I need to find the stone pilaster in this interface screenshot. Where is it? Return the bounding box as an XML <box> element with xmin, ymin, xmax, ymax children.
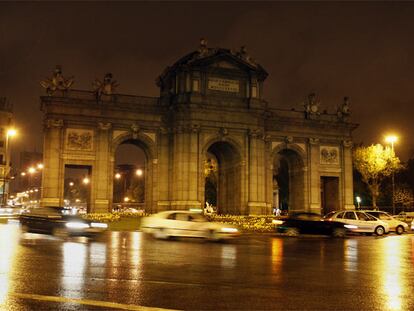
<box><xmin>342</xmin><ymin>140</ymin><xmax>354</xmax><ymax>210</ymax></box>
<box><xmin>248</xmin><ymin>129</ymin><xmax>268</xmax><ymax>215</ymax></box>
<box><xmin>308</xmin><ymin>138</ymin><xmax>321</xmax><ymax>213</ymax></box>
<box><xmin>41</xmin><ymin>119</ymin><xmax>64</xmax><ymax>207</ymax></box>
<box><xmin>170</xmin><ymin>126</ymin><xmax>201</xmax><ymax>210</ymax></box>
<box><xmin>93</xmin><ymin>122</ymin><xmax>112</xmax><ymax>213</ymax></box>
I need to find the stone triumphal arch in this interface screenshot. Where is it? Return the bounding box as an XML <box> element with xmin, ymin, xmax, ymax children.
<box><xmin>40</xmin><ymin>41</ymin><xmax>357</xmax><ymax>215</ymax></box>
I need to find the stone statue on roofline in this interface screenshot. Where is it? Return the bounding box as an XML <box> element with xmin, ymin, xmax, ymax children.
<box><xmin>40</xmin><ymin>65</ymin><xmax>74</xmax><ymax>96</ymax></box>
<box><xmin>237</xmin><ymin>45</ymin><xmax>256</xmax><ymax>66</ymax></box>
<box><xmin>337</xmin><ymin>96</ymin><xmax>351</xmax><ymax>121</ymax></box>
<box><xmin>304</xmin><ymin>92</ymin><xmax>320</xmax><ymax>119</ymax></box>
<box><xmin>93</xmin><ymin>73</ymin><xmax>119</xmax><ymax>100</ymax></box>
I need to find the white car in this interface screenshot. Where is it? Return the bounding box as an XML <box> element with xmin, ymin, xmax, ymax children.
<box><xmin>363</xmin><ymin>210</ymin><xmax>409</xmax><ymax>235</ymax></box>
<box><xmin>141</xmin><ymin>210</ymin><xmax>240</xmax><ymax>241</ymax></box>
<box><xmin>323</xmin><ymin>210</ymin><xmax>390</xmax><ymax>236</ymax></box>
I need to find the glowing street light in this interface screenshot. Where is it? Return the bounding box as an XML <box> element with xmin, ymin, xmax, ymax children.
<box><xmin>7</xmin><ymin>129</ymin><xmax>16</xmax><ymax>137</ymax></box>
<box><xmin>2</xmin><ymin>128</ymin><xmax>17</xmax><ymax>206</ymax></box>
<box><xmin>28</xmin><ymin>167</ymin><xmax>36</xmax><ymax>174</ymax></box>
<box><xmin>69</xmin><ymin>182</ymin><xmax>74</xmax><ymax>187</ymax></box>
<box><xmin>136</xmin><ymin>169</ymin><xmax>143</xmax><ymax>176</ymax></box>
<box><xmin>115</xmin><ymin>173</ymin><xmax>121</xmax><ymax>179</ymax></box>
<box><xmin>385</xmin><ymin>134</ymin><xmax>398</xmax><ymax>215</ymax></box>
<box><xmin>356</xmin><ymin>196</ymin><xmax>361</xmax><ymax>209</ymax></box>
<box><xmin>82</xmin><ymin>177</ymin><xmax>90</xmax><ymax>185</ymax></box>
<box><xmin>124</xmin><ymin>196</ymin><xmax>130</xmax><ymax>202</ymax></box>
<box><xmin>37</xmin><ymin>163</ymin><xmax>44</xmax><ymax>170</ymax></box>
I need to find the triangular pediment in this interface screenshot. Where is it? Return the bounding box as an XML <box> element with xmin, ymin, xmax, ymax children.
<box><xmin>212</xmin><ymin>60</ymin><xmax>240</xmax><ymax>70</ymax></box>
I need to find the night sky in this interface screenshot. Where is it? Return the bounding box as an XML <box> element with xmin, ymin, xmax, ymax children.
<box><xmin>1</xmin><ymin>2</ymin><xmax>414</xmax><ymax>163</ymax></box>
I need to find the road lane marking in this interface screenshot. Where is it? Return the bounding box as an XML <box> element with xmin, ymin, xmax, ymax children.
<box><xmin>10</xmin><ymin>292</ymin><xmax>180</xmax><ymax>311</ymax></box>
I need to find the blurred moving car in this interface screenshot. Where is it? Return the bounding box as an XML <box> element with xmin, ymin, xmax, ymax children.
<box><xmin>141</xmin><ymin>210</ymin><xmax>240</xmax><ymax>241</ymax></box>
<box><xmin>323</xmin><ymin>210</ymin><xmax>390</xmax><ymax>236</ymax></box>
<box><xmin>394</xmin><ymin>211</ymin><xmax>414</xmax><ymax>227</ymax></box>
<box><xmin>20</xmin><ymin>206</ymin><xmax>107</xmax><ymax>238</ymax></box>
<box><xmin>362</xmin><ymin>210</ymin><xmax>409</xmax><ymax>234</ymax></box>
<box><xmin>0</xmin><ymin>206</ymin><xmax>26</xmax><ymax>218</ymax></box>
<box><xmin>273</xmin><ymin>212</ymin><xmax>350</xmax><ymax>237</ymax></box>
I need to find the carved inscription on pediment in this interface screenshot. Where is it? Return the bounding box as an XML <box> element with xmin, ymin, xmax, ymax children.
<box><xmin>66</xmin><ymin>129</ymin><xmax>93</xmax><ymax>151</ymax></box>
<box><xmin>208</xmin><ymin>77</ymin><xmax>239</xmax><ymax>93</ymax></box>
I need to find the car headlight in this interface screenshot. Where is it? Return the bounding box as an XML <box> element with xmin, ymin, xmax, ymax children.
<box><xmin>91</xmin><ymin>222</ymin><xmax>108</xmax><ymax>229</ymax></box>
<box><xmin>344</xmin><ymin>224</ymin><xmax>358</xmax><ymax>229</ymax></box>
<box><xmin>221</xmin><ymin>227</ymin><xmax>238</xmax><ymax>233</ymax></box>
<box><xmin>65</xmin><ymin>222</ymin><xmax>90</xmax><ymax>229</ymax></box>
<box><xmin>272</xmin><ymin>219</ymin><xmax>284</xmax><ymax>225</ymax></box>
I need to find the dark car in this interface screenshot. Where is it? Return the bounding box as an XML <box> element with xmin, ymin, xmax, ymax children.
<box><xmin>19</xmin><ymin>206</ymin><xmax>107</xmax><ymax>238</ymax></box>
<box><xmin>273</xmin><ymin>212</ymin><xmax>350</xmax><ymax>237</ymax></box>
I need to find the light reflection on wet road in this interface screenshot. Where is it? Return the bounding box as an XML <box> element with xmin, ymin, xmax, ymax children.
<box><xmin>1</xmin><ymin>222</ymin><xmax>414</xmax><ymax>310</ymax></box>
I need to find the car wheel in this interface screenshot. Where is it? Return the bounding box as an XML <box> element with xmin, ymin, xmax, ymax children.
<box><xmin>52</xmin><ymin>227</ymin><xmax>69</xmax><ymax>238</ymax></box>
<box><xmin>332</xmin><ymin>228</ymin><xmax>346</xmax><ymax>238</ymax></box>
<box><xmin>286</xmin><ymin>227</ymin><xmax>299</xmax><ymax>237</ymax></box>
<box><xmin>207</xmin><ymin>229</ymin><xmax>220</xmax><ymax>242</ymax></box>
<box><xmin>396</xmin><ymin>225</ymin><xmax>404</xmax><ymax>235</ymax></box>
<box><xmin>154</xmin><ymin>228</ymin><xmax>169</xmax><ymax>240</ymax></box>
<box><xmin>375</xmin><ymin>226</ymin><xmax>385</xmax><ymax>236</ymax></box>
<box><xmin>20</xmin><ymin>224</ymin><xmax>30</xmax><ymax>233</ymax></box>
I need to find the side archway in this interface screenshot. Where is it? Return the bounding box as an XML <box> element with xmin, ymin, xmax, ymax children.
<box><xmin>111</xmin><ymin>132</ymin><xmax>157</xmax><ymax>213</ymax></box>
<box><xmin>202</xmin><ymin>138</ymin><xmax>244</xmax><ymax>215</ymax></box>
<box><xmin>271</xmin><ymin>144</ymin><xmax>306</xmax><ymax>213</ymax></box>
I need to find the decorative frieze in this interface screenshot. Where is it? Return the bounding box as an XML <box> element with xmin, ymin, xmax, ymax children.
<box><xmin>66</xmin><ymin>129</ymin><xmax>94</xmax><ymax>151</ymax></box>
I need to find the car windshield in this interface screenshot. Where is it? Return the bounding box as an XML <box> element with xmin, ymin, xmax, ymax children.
<box><xmin>189</xmin><ymin>214</ymin><xmax>207</xmax><ymax>222</ymax></box>
<box><xmin>369</xmin><ymin>212</ymin><xmax>393</xmax><ymax>220</ymax></box>
<box><xmin>323</xmin><ymin>211</ymin><xmax>336</xmax><ymax>219</ymax></box>
<box><xmin>293</xmin><ymin>214</ymin><xmax>321</xmax><ymax>221</ymax></box>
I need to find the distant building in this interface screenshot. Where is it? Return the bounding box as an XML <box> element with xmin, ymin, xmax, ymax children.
<box><xmin>0</xmin><ymin>97</ymin><xmax>14</xmax><ymax>206</ymax></box>
<box><xmin>17</xmin><ymin>151</ymin><xmax>43</xmax><ymax>192</ymax></box>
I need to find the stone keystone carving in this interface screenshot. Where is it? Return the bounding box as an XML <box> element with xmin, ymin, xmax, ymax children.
<box><xmin>40</xmin><ymin>65</ymin><xmax>74</xmax><ymax>96</ymax></box>
<box><xmin>219</xmin><ymin>127</ymin><xmax>229</xmax><ymax>137</ymax></box>
<box><xmin>93</xmin><ymin>73</ymin><xmax>119</xmax><ymax>99</ymax></box>
<box><xmin>284</xmin><ymin>136</ymin><xmax>293</xmax><ymax>143</ymax></box>
<box><xmin>131</xmin><ymin>123</ymin><xmax>140</xmax><ymax>139</ymax></box>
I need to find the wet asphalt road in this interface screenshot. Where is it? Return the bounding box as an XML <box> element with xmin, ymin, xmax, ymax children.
<box><xmin>1</xmin><ymin>222</ymin><xmax>414</xmax><ymax>311</ymax></box>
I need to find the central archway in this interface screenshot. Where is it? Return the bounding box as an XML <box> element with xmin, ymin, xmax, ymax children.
<box><xmin>111</xmin><ymin>134</ymin><xmax>156</xmax><ymax>213</ymax></box>
<box><xmin>273</xmin><ymin>148</ymin><xmax>305</xmax><ymax>213</ymax></box>
<box><xmin>204</xmin><ymin>141</ymin><xmax>242</xmax><ymax>215</ymax></box>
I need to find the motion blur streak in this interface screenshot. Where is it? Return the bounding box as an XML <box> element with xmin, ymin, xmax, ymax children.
<box><xmin>62</xmin><ymin>242</ymin><xmax>87</xmax><ymax>298</ymax></box>
<box><xmin>0</xmin><ymin>225</ymin><xmax>18</xmax><ymax>306</ymax></box>
<box><xmin>381</xmin><ymin>237</ymin><xmax>406</xmax><ymax>311</ymax></box>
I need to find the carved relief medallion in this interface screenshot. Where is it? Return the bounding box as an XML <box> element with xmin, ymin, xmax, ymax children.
<box><xmin>320</xmin><ymin>146</ymin><xmax>339</xmax><ymax>165</ymax></box>
<box><xmin>66</xmin><ymin>129</ymin><xmax>93</xmax><ymax>151</ymax></box>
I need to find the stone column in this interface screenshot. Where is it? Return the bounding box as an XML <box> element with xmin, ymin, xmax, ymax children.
<box><xmin>248</xmin><ymin>129</ymin><xmax>268</xmax><ymax>215</ymax></box>
<box><xmin>41</xmin><ymin>119</ymin><xmax>64</xmax><ymax>207</ymax></box>
<box><xmin>93</xmin><ymin>122</ymin><xmax>112</xmax><ymax>213</ymax></box>
<box><xmin>308</xmin><ymin>138</ymin><xmax>321</xmax><ymax>213</ymax></box>
<box><xmin>156</xmin><ymin>127</ymin><xmax>171</xmax><ymax>212</ymax></box>
<box><xmin>170</xmin><ymin>126</ymin><xmax>201</xmax><ymax>210</ymax></box>
<box><xmin>342</xmin><ymin>140</ymin><xmax>354</xmax><ymax>210</ymax></box>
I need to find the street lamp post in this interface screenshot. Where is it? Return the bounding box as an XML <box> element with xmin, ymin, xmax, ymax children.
<box><xmin>2</xmin><ymin>129</ymin><xmax>16</xmax><ymax>206</ymax></box>
<box><xmin>385</xmin><ymin>135</ymin><xmax>398</xmax><ymax>215</ymax></box>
